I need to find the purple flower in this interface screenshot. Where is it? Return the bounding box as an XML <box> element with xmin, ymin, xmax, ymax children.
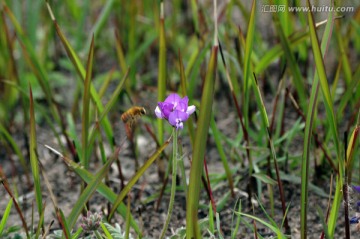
<box><xmin>155</xmin><ymin>93</ymin><xmax>195</xmax><ymax>130</ymax></box>
<box><xmin>353</xmin><ymin>185</ymin><xmax>360</xmax><ymax>194</ymax></box>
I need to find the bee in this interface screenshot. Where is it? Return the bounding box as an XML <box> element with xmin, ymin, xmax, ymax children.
<box><xmin>121</xmin><ymin>106</ymin><xmax>146</xmax><ymax>128</ymax></box>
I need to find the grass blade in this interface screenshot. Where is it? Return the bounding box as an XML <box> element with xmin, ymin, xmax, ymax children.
<box><xmin>345</xmin><ymin>112</ymin><xmax>360</xmax><ymax>183</ymax></box>
<box><xmin>210</xmin><ymin>115</ymin><xmax>234</xmax><ymax>195</ymax></box>
<box><xmin>0</xmin><ymin>199</ymin><xmax>13</xmax><ymax>236</ymax></box>
<box><xmin>302</xmin><ymin>2</ymin><xmax>339</xmax><ymax>237</ymax></box>
<box><xmin>108</xmin><ymin>138</ymin><xmax>170</xmax><ymax>220</ymax></box>
<box><xmin>255</xmin><ymin>19</ymin><xmax>331</xmax><ymax>74</ymax></box>
<box><xmin>243</xmin><ymin>0</ymin><xmax>256</xmax><ymax>131</ymax></box>
<box><xmin>179</xmin><ymin>50</ymin><xmax>195</xmax><ymax>146</ymax></box>
<box><xmin>29</xmin><ymin>85</ymin><xmax>43</xmax><ymax>224</ymax></box>
<box><xmin>85</xmin><ymin>0</ymin><xmax>115</xmax><ymax>48</ymax></box>
<box><xmin>273</xmin><ymin>9</ymin><xmax>306</xmax><ymax>109</ymax></box>
<box><xmin>235</xmin><ymin>212</ymin><xmax>285</xmax><ymax>238</ymax></box>
<box><xmin>81</xmin><ymin>35</ymin><xmax>94</xmax><ymax>168</ymax></box>
<box><xmin>157</xmin><ymin>1</ymin><xmax>166</xmax><ymax>146</ymax></box>
<box><xmin>56</xmin><ymin>208</ymin><xmax>70</xmax><ymax>239</ymax></box>
<box><xmin>186</xmin><ymin>1</ymin><xmax>218</xmax><ymax>235</ymax></box>
<box><xmin>0</xmin><ymin>124</ymin><xmax>29</xmax><ymax>183</ymax></box>
<box><xmin>252</xmin><ymin>75</ymin><xmax>289</xmax><ymax>233</ymax></box>
<box><xmin>88</xmin><ymin>68</ymin><xmax>129</xmax><ymax>148</ymax></box>
<box><xmin>115</xmin><ymin>29</ymin><xmax>128</xmax><ymax>74</ymax></box>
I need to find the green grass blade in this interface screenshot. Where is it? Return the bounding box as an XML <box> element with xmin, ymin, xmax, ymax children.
<box><xmin>67</xmin><ymin>147</ymin><xmax>120</xmax><ymax>229</ymax></box>
<box><xmin>35</xmin><ymin>204</ymin><xmax>46</xmax><ymax>239</ymax></box>
<box><xmin>0</xmin><ymin>199</ymin><xmax>13</xmax><ymax>236</ymax></box>
<box><xmin>3</xmin><ymin>4</ymin><xmax>51</xmax><ymax>95</ymax></box>
<box><xmin>252</xmin><ymin>173</ymin><xmax>277</xmax><ymax>186</ymax></box>
<box><xmin>335</xmin><ymin>23</ymin><xmax>352</xmax><ymax>86</ymax></box>
<box><xmin>179</xmin><ymin>50</ymin><xmax>195</xmax><ymax>146</ymax></box>
<box><xmin>337</xmin><ymin>67</ymin><xmax>360</xmax><ymax>119</ymax></box>
<box><xmin>0</xmin><ymin>124</ymin><xmax>28</xmax><ymax>178</ymax></box>
<box><xmin>157</xmin><ymin>2</ymin><xmax>166</xmax><ymax>145</ymax></box>
<box><xmin>81</xmin><ymin>35</ymin><xmax>94</xmax><ymax>168</ymax></box>
<box><xmin>316</xmin><ymin>206</ymin><xmax>331</xmax><ymax>239</ymax></box>
<box><xmin>29</xmin><ymin>85</ymin><xmax>43</xmax><ymax>223</ymax></box>
<box><xmin>115</xmin><ymin>29</ymin><xmax>128</xmax><ymax>74</ymax></box>
<box><xmin>100</xmin><ymin>222</ymin><xmax>113</xmax><ymax>239</ymax></box>
<box><xmin>235</xmin><ymin>212</ymin><xmax>286</xmax><ymax>238</ymax></box>
<box><xmin>56</xmin><ymin>208</ymin><xmax>70</xmax><ymax>239</ymax></box>
<box><xmin>3</xmin><ymin>3</ymin><xmax>61</xmax><ymax>126</ymax></box>
<box><xmin>231</xmin><ymin>200</ymin><xmax>242</xmax><ymax>239</ymax></box>
<box><xmin>327</xmin><ymin>177</ymin><xmax>342</xmax><ymax>238</ymax></box>
<box><xmin>252</xmin><ymin>75</ymin><xmax>289</xmax><ymax>231</ymax></box>
<box><xmin>302</xmin><ymin>2</ymin><xmax>338</xmax><ymax>237</ymax></box>
<box><xmin>242</xmin><ymin>0</ymin><xmax>256</xmax><ymax>130</ymax></box>
<box><xmin>88</xmin><ymin>68</ymin><xmax>129</xmax><ymax>147</ymax></box>
<box><xmin>190</xmin><ymin>0</ymin><xmax>199</xmax><ymax>35</ymax></box>
<box><xmin>125</xmin><ymin>195</ymin><xmax>131</xmax><ymax>239</ymax></box>
<box><xmin>255</xmin><ymin>18</ymin><xmax>330</xmax><ymax>74</ymax></box>
<box><xmin>186</xmin><ymin>33</ymin><xmax>218</xmax><ymax>239</ymax></box>
<box><xmin>98</xmin><ymin>68</ymin><xmax>116</xmax><ymax>99</ymax></box>
<box><xmin>85</xmin><ymin>0</ymin><xmax>115</xmax><ymax>48</ymax></box>
<box><xmin>345</xmin><ymin>112</ymin><xmax>359</xmax><ymax>187</ymax></box>
<box><xmin>127</xmin><ymin>31</ymin><xmax>157</xmax><ymax>67</ymax></box>
<box><xmin>208</xmin><ymin>202</ymin><xmax>215</xmax><ymax>235</ymax></box>
<box><xmin>307</xmin><ymin>0</ymin><xmax>340</xmax><ymax>159</ymax></box>
<box><xmin>188</xmin><ymin>42</ymin><xmax>212</xmax><ymax>99</ymax></box>
<box><xmin>45</xmin><ymin>1</ymin><xmax>84</xmax><ymax>79</ymax></box>
<box><xmin>255</xmin><ymin>34</ymin><xmax>296</xmax><ymax>74</ymax></box>
<box><xmin>108</xmin><ymin>138</ymin><xmax>170</xmax><ymax>220</ymax></box>
<box><xmin>210</xmin><ymin>115</ymin><xmax>234</xmax><ymax>195</ymax></box>
<box><xmin>273</xmin><ymin>12</ymin><xmax>306</xmax><ymax>109</ymax></box>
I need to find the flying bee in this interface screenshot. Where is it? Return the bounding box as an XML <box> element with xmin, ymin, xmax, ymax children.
<box><xmin>121</xmin><ymin>106</ymin><xmax>146</xmax><ymax>128</ymax></box>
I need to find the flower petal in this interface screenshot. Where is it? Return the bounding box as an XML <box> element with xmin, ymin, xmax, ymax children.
<box><xmin>186</xmin><ymin>105</ymin><xmax>196</xmax><ymax>115</ymax></box>
<box><xmin>168</xmin><ymin>110</ymin><xmax>188</xmax><ymax>129</ymax></box>
<box><xmin>158</xmin><ymin>102</ymin><xmax>174</xmax><ymax>119</ymax></box>
<box><xmin>176</xmin><ymin>96</ymin><xmax>189</xmax><ymax>112</ymax></box>
<box><xmin>164</xmin><ymin>93</ymin><xmax>182</xmax><ymax>106</ymax></box>
<box><xmin>353</xmin><ymin>185</ymin><xmax>360</xmax><ymax>193</ymax></box>
<box><xmin>154</xmin><ymin>106</ymin><xmax>163</xmax><ymax>118</ymax></box>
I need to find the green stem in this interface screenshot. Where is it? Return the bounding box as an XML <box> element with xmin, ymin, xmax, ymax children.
<box><xmin>94</xmin><ymin>230</ymin><xmax>103</xmax><ymax>239</ymax></box>
<box><xmin>160</xmin><ymin>128</ymin><xmax>178</xmax><ymax>239</ymax></box>
<box><xmin>178</xmin><ymin>156</ymin><xmax>188</xmax><ymax>203</ymax></box>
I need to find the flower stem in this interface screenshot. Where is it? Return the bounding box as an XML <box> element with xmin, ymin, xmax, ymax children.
<box><xmin>160</xmin><ymin>128</ymin><xmax>178</xmax><ymax>239</ymax></box>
